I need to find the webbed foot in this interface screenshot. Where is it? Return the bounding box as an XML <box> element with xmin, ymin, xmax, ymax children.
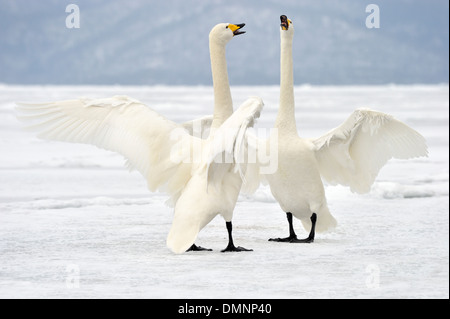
<box><xmin>186</xmin><ymin>244</ymin><xmax>213</xmax><ymax>252</ymax></box>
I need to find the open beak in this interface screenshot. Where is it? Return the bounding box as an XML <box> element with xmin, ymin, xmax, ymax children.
<box><xmin>228</xmin><ymin>23</ymin><xmax>246</xmax><ymax>36</ymax></box>
<box><xmin>280</xmin><ymin>15</ymin><xmax>290</xmax><ymax>30</ymax></box>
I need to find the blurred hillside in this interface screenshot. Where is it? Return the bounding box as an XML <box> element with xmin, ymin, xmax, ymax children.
<box><xmin>0</xmin><ymin>0</ymin><xmax>448</xmax><ymax>85</ymax></box>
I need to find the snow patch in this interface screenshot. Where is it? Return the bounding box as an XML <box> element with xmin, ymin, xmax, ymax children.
<box><xmin>9</xmin><ymin>197</ymin><xmax>152</xmax><ymax>211</ymax></box>
<box><xmin>0</xmin><ymin>85</ymin><xmax>448</xmax><ymax>299</ymax></box>
<box><xmin>372</xmin><ymin>182</ymin><xmax>447</xmax><ymax>199</ymax></box>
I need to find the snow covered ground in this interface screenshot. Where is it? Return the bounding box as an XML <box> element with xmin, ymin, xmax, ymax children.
<box><xmin>0</xmin><ymin>84</ymin><xmax>448</xmax><ymax>299</ymax></box>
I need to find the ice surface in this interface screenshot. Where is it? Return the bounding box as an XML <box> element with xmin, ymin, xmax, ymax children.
<box><xmin>0</xmin><ymin>85</ymin><xmax>448</xmax><ymax>298</ymax></box>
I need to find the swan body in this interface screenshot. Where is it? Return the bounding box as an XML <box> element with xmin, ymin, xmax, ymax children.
<box><xmin>263</xmin><ymin>16</ymin><xmax>428</xmax><ymax>238</ymax></box>
<box><xmin>167</xmin><ymin>96</ymin><xmax>264</xmax><ymax>253</ymax></box>
<box><xmin>265</xmin><ymin>137</ymin><xmax>331</xmax><ymax>228</ymax></box>
<box><xmin>17</xmin><ymin>23</ymin><xmax>263</xmax><ymax>254</ymax></box>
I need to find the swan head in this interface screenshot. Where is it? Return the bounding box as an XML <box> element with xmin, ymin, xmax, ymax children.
<box><xmin>209</xmin><ymin>23</ymin><xmax>246</xmax><ymax>46</ymax></box>
<box><xmin>280</xmin><ymin>15</ymin><xmax>294</xmax><ymax>36</ymax></box>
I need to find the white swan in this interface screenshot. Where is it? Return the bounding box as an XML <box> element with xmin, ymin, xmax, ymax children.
<box><xmin>183</xmin><ymin>22</ymin><xmax>245</xmax><ymax>137</ymax></box>
<box><xmin>17</xmin><ymin>23</ymin><xmax>262</xmax><ymax>254</ymax></box>
<box><xmin>260</xmin><ymin>15</ymin><xmax>428</xmax><ymax>242</ymax></box>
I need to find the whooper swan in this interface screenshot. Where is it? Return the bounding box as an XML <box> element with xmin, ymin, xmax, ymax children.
<box><xmin>251</xmin><ymin>15</ymin><xmax>428</xmax><ymax>243</ymax></box>
<box><xmin>17</xmin><ymin>23</ymin><xmax>262</xmax><ymax>254</ymax></box>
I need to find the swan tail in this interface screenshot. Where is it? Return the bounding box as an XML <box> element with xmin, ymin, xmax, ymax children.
<box><xmin>301</xmin><ymin>206</ymin><xmax>337</xmax><ymax>233</ymax></box>
<box><xmin>166</xmin><ymin>223</ymin><xmax>200</xmax><ymax>255</ymax></box>
<box><xmin>166</xmin><ymin>213</ymin><xmax>200</xmax><ymax>254</ymax></box>
<box><xmin>166</xmin><ymin>203</ymin><xmax>210</xmax><ymax>254</ymax></box>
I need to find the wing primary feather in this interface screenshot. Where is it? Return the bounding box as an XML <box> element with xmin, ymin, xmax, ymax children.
<box><xmin>312</xmin><ymin>108</ymin><xmax>428</xmax><ymax>193</ymax></box>
<box><xmin>16</xmin><ymin>97</ymin><xmax>197</xmax><ymax>202</ymax></box>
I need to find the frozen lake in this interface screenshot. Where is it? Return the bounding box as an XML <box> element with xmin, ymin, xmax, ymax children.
<box><xmin>0</xmin><ymin>84</ymin><xmax>448</xmax><ymax>298</ymax></box>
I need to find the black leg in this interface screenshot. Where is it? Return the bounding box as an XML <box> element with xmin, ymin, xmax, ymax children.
<box><xmin>186</xmin><ymin>244</ymin><xmax>212</xmax><ymax>252</ymax></box>
<box><xmin>269</xmin><ymin>212</ymin><xmax>317</xmax><ymax>243</ymax></box>
<box><xmin>269</xmin><ymin>212</ymin><xmax>297</xmax><ymax>242</ymax></box>
<box><xmin>290</xmin><ymin>213</ymin><xmax>316</xmax><ymax>243</ymax></box>
<box><xmin>221</xmin><ymin>221</ymin><xmax>253</xmax><ymax>252</ymax></box>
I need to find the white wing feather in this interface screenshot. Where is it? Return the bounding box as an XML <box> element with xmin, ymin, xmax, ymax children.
<box><xmin>16</xmin><ymin>95</ymin><xmax>195</xmax><ymax>201</ymax></box>
<box><xmin>206</xmin><ymin>97</ymin><xmax>264</xmax><ymax>189</ymax></box>
<box><xmin>311</xmin><ymin>108</ymin><xmax>428</xmax><ymax>193</ymax></box>
<box><xmin>181</xmin><ymin>115</ymin><xmax>213</xmax><ymax>138</ymax></box>
<box><xmin>239</xmin><ymin>132</ymin><xmax>270</xmax><ymax>195</ymax></box>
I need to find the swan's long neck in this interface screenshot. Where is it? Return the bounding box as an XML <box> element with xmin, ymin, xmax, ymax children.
<box><xmin>275</xmin><ymin>33</ymin><xmax>297</xmax><ymax>135</ymax></box>
<box><xmin>210</xmin><ymin>41</ymin><xmax>233</xmax><ymax>130</ymax></box>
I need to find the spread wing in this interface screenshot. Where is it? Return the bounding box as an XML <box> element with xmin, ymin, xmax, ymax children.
<box><xmin>310</xmin><ymin>108</ymin><xmax>428</xmax><ymax>193</ymax></box>
<box><xmin>206</xmin><ymin>97</ymin><xmax>264</xmax><ymax>190</ymax></box>
<box><xmin>16</xmin><ymin>95</ymin><xmax>197</xmax><ymax>201</ymax></box>
<box><xmin>181</xmin><ymin>115</ymin><xmax>213</xmax><ymax>139</ymax></box>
